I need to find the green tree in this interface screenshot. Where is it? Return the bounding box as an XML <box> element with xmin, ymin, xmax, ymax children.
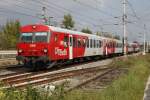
<box><xmin>81</xmin><ymin>27</ymin><xmax>92</xmax><ymax>34</ymax></box>
<box><xmin>96</xmin><ymin>31</ymin><xmax>102</xmax><ymax>36</ymax></box>
<box><xmin>62</xmin><ymin>14</ymin><xmax>75</xmax><ymax>29</ymax></box>
<box><xmin>114</xmin><ymin>35</ymin><xmax>120</xmax><ymax>40</ymax></box>
<box><xmin>102</xmin><ymin>32</ymin><xmax>113</xmax><ymax>38</ymax></box>
<box><xmin>0</xmin><ymin>20</ymin><xmax>20</xmax><ymax>49</ymax></box>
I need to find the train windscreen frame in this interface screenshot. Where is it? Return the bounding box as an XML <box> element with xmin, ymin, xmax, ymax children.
<box><xmin>20</xmin><ymin>32</ymin><xmax>50</xmax><ymax>43</ymax></box>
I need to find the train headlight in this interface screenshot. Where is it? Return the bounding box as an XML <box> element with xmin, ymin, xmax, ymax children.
<box><xmin>32</xmin><ymin>25</ymin><xmax>36</xmax><ymax>29</ymax></box>
<box><xmin>43</xmin><ymin>49</ymin><xmax>48</xmax><ymax>53</ymax></box>
<box><xmin>18</xmin><ymin>49</ymin><xmax>23</xmax><ymax>53</ymax></box>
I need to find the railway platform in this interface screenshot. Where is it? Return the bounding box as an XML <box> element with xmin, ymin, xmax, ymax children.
<box><xmin>143</xmin><ymin>77</ymin><xmax>150</xmax><ymax>100</ymax></box>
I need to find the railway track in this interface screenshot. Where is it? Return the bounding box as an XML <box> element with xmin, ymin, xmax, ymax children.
<box><xmin>0</xmin><ymin>53</ymin><xmax>140</xmax><ymax>90</ymax></box>
<box><xmin>0</xmin><ymin>56</ymin><xmax>112</xmax><ymax>79</ymax></box>
<box><xmin>0</xmin><ymin>52</ymin><xmax>139</xmax><ymax>73</ymax></box>
<box><xmin>66</xmin><ymin>68</ymin><xmax>124</xmax><ymax>93</ymax></box>
<box><xmin>1</xmin><ymin>66</ymin><xmax>114</xmax><ymax>89</ymax></box>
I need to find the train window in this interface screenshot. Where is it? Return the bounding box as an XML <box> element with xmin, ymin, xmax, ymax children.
<box><xmin>96</xmin><ymin>40</ymin><xmax>98</xmax><ymax>48</ymax></box>
<box><xmin>83</xmin><ymin>39</ymin><xmax>86</xmax><ymax>47</ymax></box>
<box><xmin>35</xmin><ymin>32</ymin><xmax>48</xmax><ymax>42</ymax></box>
<box><xmin>64</xmin><ymin>36</ymin><xmax>68</xmax><ymax>48</ymax></box>
<box><xmin>93</xmin><ymin>39</ymin><xmax>94</xmax><ymax>48</ymax></box>
<box><xmin>111</xmin><ymin>42</ymin><xmax>112</xmax><ymax>48</ymax></box>
<box><xmin>98</xmin><ymin>40</ymin><xmax>100</xmax><ymax>48</ymax></box>
<box><xmin>92</xmin><ymin>40</ymin><xmax>93</xmax><ymax>48</ymax></box>
<box><xmin>73</xmin><ymin>37</ymin><xmax>77</xmax><ymax>47</ymax></box>
<box><xmin>90</xmin><ymin>39</ymin><xmax>92</xmax><ymax>48</ymax></box>
<box><xmin>77</xmin><ymin>39</ymin><xmax>82</xmax><ymax>47</ymax></box>
<box><xmin>96</xmin><ymin>40</ymin><xmax>97</xmax><ymax>48</ymax></box>
<box><xmin>112</xmin><ymin>43</ymin><xmax>114</xmax><ymax>48</ymax></box>
<box><xmin>93</xmin><ymin>40</ymin><xmax>96</xmax><ymax>48</ymax></box>
<box><xmin>69</xmin><ymin>37</ymin><xmax>73</xmax><ymax>46</ymax></box>
<box><xmin>95</xmin><ymin>40</ymin><xmax>98</xmax><ymax>48</ymax></box>
<box><xmin>113</xmin><ymin>43</ymin><xmax>115</xmax><ymax>47</ymax></box>
<box><xmin>120</xmin><ymin>43</ymin><xmax>122</xmax><ymax>47</ymax></box>
<box><xmin>97</xmin><ymin>40</ymin><xmax>99</xmax><ymax>48</ymax></box>
<box><xmin>118</xmin><ymin>43</ymin><xmax>120</xmax><ymax>48</ymax></box>
<box><xmin>108</xmin><ymin>42</ymin><xmax>110</xmax><ymax>48</ymax></box>
<box><xmin>95</xmin><ymin>40</ymin><xmax>97</xmax><ymax>48</ymax></box>
<box><xmin>20</xmin><ymin>33</ymin><xmax>33</xmax><ymax>42</ymax></box>
<box><xmin>86</xmin><ymin>39</ymin><xmax>89</xmax><ymax>48</ymax></box>
<box><xmin>99</xmin><ymin>40</ymin><xmax>102</xmax><ymax>48</ymax></box>
<box><xmin>113</xmin><ymin>42</ymin><xmax>115</xmax><ymax>47</ymax></box>
<box><xmin>107</xmin><ymin>43</ymin><xmax>109</xmax><ymax>48</ymax></box>
<box><xmin>96</xmin><ymin>40</ymin><xmax>99</xmax><ymax>48</ymax></box>
<box><xmin>92</xmin><ymin>39</ymin><xmax>94</xmax><ymax>48</ymax></box>
<box><xmin>110</xmin><ymin>42</ymin><xmax>112</xmax><ymax>48</ymax></box>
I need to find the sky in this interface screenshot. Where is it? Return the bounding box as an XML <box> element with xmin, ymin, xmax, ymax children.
<box><xmin>0</xmin><ymin>0</ymin><xmax>150</xmax><ymax>43</ymax></box>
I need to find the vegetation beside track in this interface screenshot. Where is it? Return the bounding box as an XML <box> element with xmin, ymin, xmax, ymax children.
<box><xmin>0</xmin><ymin>20</ymin><xmax>20</xmax><ymax>50</ymax></box>
<box><xmin>64</xmin><ymin>54</ymin><xmax>150</xmax><ymax>100</ymax></box>
<box><xmin>0</xmin><ymin>54</ymin><xmax>149</xmax><ymax>100</ymax></box>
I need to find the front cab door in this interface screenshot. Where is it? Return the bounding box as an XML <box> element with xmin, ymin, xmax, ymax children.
<box><xmin>69</xmin><ymin>35</ymin><xmax>73</xmax><ymax>59</ymax></box>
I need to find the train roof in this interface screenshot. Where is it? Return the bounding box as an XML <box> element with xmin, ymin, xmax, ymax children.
<box><xmin>49</xmin><ymin>25</ymin><xmax>99</xmax><ymax>38</ymax></box>
<box><xmin>21</xmin><ymin>24</ymin><xmax>121</xmax><ymax>42</ymax></box>
<box><xmin>48</xmin><ymin>25</ymin><xmax>121</xmax><ymax>42</ymax></box>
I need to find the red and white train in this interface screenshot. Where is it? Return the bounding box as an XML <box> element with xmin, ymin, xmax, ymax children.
<box><xmin>16</xmin><ymin>24</ymin><xmax>140</xmax><ymax>69</ymax></box>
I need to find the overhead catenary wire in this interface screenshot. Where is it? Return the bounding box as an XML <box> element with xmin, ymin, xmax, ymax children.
<box><xmin>0</xmin><ymin>0</ymin><xmax>120</xmax><ymax>29</ymax></box>
<box><xmin>28</xmin><ymin>0</ymin><xmax>99</xmax><ymax>27</ymax></box>
<box><xmin>73</xmin><ymin>0</ymin><xmax>115</xmax><ymax>17</ymax></box>
<box><xmin>37</xmin><ymin>0</ymin><xmax>117</xmax><ymax>25</ymax></box>
<box><xmin>126</xmin><ymin>0</ymin><xmax>140</xmax><ymax>20</ymax></box>
<box><xmin>13</xmin><ymin>0</ymin><xmax>97</xmax><ymax>29</ymax></box>
<box><xmin>31</xmin><ymin>0</ymin><xmax>107</xmax><ymax>27</ymax></box>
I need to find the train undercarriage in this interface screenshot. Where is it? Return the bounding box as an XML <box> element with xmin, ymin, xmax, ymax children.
<box><xmin>16</xmin><ymin>52</ymin><xmax>125</xmax><ymax>71</ymax></box>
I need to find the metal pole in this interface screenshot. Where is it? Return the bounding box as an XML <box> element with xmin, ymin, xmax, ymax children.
<box><xmin>42</xmin><ymin>7</ymin><xmax>47</xmax><ymax>25</ymax></box>
<box><xmin>123</xmin><ymin>0</ymin><xmax>127</xmax><ymax>55</ymax></box>
<box><xmin>143</xmin><ymin>24</ymin><xmax>146</xmax><ymax>55</ymax></box>
<box><xmin>100</xmin><ymin>26</ymin><xmax>103</xmax><ymax>36</ymax></box>
<box><xmin>48</xmin><ymin>17</ymin><xmax>53</xmax><ymax>26</ymax></box>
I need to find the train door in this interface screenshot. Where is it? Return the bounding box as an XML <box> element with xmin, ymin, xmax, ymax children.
<box><xmin>69</xmin><ymin>35</ymin><xmax>73</xmax><ymax>59</ymax></box>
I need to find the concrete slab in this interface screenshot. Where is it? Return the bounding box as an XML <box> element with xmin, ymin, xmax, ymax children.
<box><xmin>143</xmin><ymin>77</ymin><xmax>150</xmax><ymax>100</ymax></box>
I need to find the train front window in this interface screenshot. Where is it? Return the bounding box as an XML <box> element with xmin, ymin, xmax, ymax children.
<box><xmin>20</xmin><ymin>33</ymin><xmax>33</xmax><ymax>42</ymax></box>
<box><xmin>35</xmin><ymin>32</ymin><xmax>48</xmax><ymax>42</ymax></box>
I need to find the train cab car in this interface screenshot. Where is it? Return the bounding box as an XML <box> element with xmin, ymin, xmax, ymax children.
<box><xmin>16</xmin><ymin>25</ymin><xmax>51</xmax><ymax>67</ymax></box>
<box><xmin>127</xmin><ymin>43</ymin><xmax>132</xmax><ymax>53</ymax></box>
<box><xmin>131</xmin><ymin>42</ymin><xmax>140</xmax><ymax>53</ymax></box>
<box><xmin>16</xmin><ymin>24</ymin><xmax>104</xmax><ymax>69</ymax></box>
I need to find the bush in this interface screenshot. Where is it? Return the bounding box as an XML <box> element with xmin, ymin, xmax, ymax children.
<box><xmin>0</xmin><ymin>20</ymin><xmax>20</xmax><ymax>50</ymax></box>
